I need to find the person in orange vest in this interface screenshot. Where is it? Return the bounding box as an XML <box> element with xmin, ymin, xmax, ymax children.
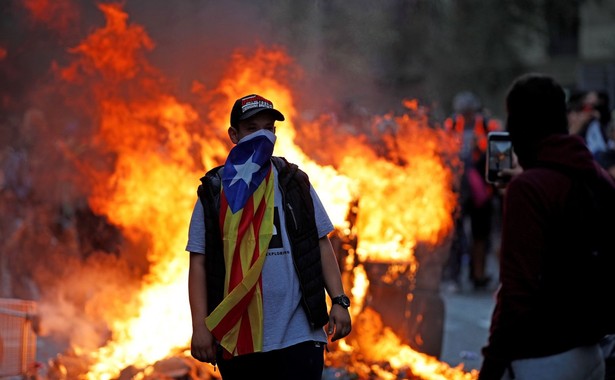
<box><xmin>441</xmin><ymin>91</ymin><xmax>501</xmax><ymax>291</ymax></box>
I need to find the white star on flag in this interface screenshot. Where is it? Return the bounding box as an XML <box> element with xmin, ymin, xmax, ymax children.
<box><xmin>230</xmin><ymin>153</ymin><xmax>261</xmax><ymax>187</ymax></box>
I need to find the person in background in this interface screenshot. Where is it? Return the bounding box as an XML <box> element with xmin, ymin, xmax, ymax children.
<box><xmin>479</xmin><ymin>73</ymin><xmax>614</xmax><ymax>380</ymax></box>
<box><xmin>569</xmin><ymin>89</ymin><xmax>615</xmax><ymax>181</ymax></box>
<box><xmin>594</xmin><ymin>99</ymin><xmax>615</xmax><ymax>181</ymax></box>
<box><xmin>568</xmin><ymin>89</ymin><xmax>611</xmax><ymax>156</ymax></box>
<box><xmin>442</xmin><ymin>91</ymin><xmax>501</xmax><ymax>291</ymax></box>
<box><xmin>566</xmin><ymin>89</ymin><xmax>591</xmax><ymax>139</ymax></box>
<box><xmin>186</xmin><ymin>94</ymin><xmax>352</xmax><ymax>380</ymax></box>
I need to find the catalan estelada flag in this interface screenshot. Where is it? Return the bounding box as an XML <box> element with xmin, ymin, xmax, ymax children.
<box><xmin>205</xmin><ymin>129</ymin><xmax>276</xmax><ymax>357</ymax></box>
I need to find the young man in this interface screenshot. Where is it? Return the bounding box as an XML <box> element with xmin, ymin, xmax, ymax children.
<box><xmin>479</xmin><ymin>74</ymin><xmax>615</xmax><ymax>379</ymax></box>
<box><xmin>186</xmin><ymin>94</ymin><xmax>351</xmax><ymax>379</ymax></box>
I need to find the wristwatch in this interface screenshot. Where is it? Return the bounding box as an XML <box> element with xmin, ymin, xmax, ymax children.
<box><xmin>332</xmin><ymin>294</ymin><xmax>351</xmax><ymax>309</ymax></box>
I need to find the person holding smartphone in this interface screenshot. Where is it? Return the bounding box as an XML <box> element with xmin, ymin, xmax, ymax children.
<box><xmin>479</xmin><ymin>73</ymin><xmax>615</xmax><ymax>380</ymax></box>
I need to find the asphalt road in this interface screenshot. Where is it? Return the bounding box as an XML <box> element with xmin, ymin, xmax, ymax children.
<box><xmin>440</xmin><ymin>284</ymin><xmax>497</xmax><ymax>372</ymax></box>
<box><xmin>439</xmin><ymin>253</ymin><xmax>500</xmax><ymax>373</ymax></box>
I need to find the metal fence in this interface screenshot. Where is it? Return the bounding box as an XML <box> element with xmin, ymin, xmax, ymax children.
<box><xmin>0</xmin><ymin>299</ymin><xmax>37</xmax><ymax>378</ymax></box>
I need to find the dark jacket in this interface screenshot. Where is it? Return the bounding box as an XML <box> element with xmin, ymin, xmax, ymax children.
<box><xmin>197</xmin><ymin>156</ymin><xmax>329</xmax><ymax>329</ymax></box>
<box><xmin>480</xmin><ymin>134</ymin><xmax>615</xmax><ymax>378</ymax></box>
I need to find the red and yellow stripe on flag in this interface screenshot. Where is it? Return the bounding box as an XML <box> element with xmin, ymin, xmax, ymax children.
<box><xmin>205</xmin><ymin>167</ymin><xmax>275</xmax><ymax>356</ymax></box>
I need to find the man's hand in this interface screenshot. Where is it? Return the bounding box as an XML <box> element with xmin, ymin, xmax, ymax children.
<box><xmin>191</xmin><ymin>327</ymin><xmax>218</xmax><ymax>365</ymax></box>
<box><xmin>494</xmin><ymin>152</ymin><xmax>523</xmax><ymax>190</ymax></box>
<box><xmin>327</xmin><ymin>305</ymin><xmax>352</xmax><ymax>342</ymax></box>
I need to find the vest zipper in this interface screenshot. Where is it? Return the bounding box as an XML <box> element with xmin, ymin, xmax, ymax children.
<box><xmin>287</xmin><ymin>203</ymin><xmax>298</xmax><ymax>230</ymax></box>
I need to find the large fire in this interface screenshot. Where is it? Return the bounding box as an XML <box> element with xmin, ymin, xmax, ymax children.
<box><xmin>5</xmin><ymin>3</ymin><xmax>478</xmax><ymax>379</ymax></box>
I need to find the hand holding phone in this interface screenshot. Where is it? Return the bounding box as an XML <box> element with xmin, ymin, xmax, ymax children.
<box><xmin>486</xmin><ymin>131</ymin><xmax>513</xmax><ymax>184</ymax></box>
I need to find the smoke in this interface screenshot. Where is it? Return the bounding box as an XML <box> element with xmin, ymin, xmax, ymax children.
<box><xmin>36</xmin><ymin>252</ymin><xmax>143</xmax><ymax>352</ymax></box>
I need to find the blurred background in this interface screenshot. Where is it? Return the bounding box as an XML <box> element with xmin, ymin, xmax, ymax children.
<box><xmin>2</xmin><ymin>0</ymin><xmax>615</xmax><ymax>126</ymax></box>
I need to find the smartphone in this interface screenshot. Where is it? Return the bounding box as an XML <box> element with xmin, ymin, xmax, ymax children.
<box><xmin>486</xmin><ymin>131</ymin><xmax>513</xmax><ymax>184</ymax></box>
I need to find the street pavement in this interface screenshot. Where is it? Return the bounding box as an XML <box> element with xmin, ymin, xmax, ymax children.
<box><xmin>439</xmin><ymin>253</ymin><xmax>499</xmax><ymax>373</ymax></box>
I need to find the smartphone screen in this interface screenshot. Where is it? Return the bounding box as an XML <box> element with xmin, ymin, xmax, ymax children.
<box><xmin>486</xmin><ymin>131</ymin><xmax>513</xmax><ymax>184</ymax></box>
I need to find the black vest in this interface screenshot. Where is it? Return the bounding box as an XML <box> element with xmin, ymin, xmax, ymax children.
<box><xmin>196</xmin><ymin>156</ymin><xmax>329</xmax><ymax>329</ymax></box>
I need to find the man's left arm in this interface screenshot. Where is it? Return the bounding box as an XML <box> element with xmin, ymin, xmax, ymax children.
<box><xmin>319</xmin><ymin>236</ymin><xmax>352</xmax><ymax>342</ymax></box>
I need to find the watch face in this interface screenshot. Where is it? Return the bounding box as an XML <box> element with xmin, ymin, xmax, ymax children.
<box><xmin>341</xmin><ymin>296</ymin><xmax>350</xmax><ymax>307</ymax></box>
<box><xmin>335</xmin><ymin>295</ymin><xmax>350</xmax><ymax>308</ymax></box>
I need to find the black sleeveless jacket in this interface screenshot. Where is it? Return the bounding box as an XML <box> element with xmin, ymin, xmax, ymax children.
<box><xmin>196</xmin><ymin>156</ymin><xmax>329</xmax><ymax>329</ymax></box>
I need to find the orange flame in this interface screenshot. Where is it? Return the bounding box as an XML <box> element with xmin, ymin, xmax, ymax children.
<box><xmin>346</xmin><ymin>308</ymin><xmax>478</xmax><ymax>379</ymax></box>
<box><xmin>51</xmin><ymin>3</ymin><xmax>473</xmax><ymax>379</ymax></box>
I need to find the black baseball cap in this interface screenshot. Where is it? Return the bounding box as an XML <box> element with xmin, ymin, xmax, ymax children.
<box><xmin>230</xmin><ymin>94</ymin><xmax>285</xmax><ymax>127</ymax></box>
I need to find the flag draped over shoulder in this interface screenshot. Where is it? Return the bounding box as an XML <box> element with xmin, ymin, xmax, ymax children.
<box><xmin>205</xmin><ymin>129</ymin><xmax>276</xmax><ymax>357</ymax></box>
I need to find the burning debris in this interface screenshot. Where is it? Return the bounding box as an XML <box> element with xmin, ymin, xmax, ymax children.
<box><xmin>1</xmin><ymin>2</ymin><xmax>477</xmax><ymax>379</ymax></box>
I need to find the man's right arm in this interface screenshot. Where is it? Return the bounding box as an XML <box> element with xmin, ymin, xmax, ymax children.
<box><xmin>188</xmin><ymin>252</ymin><xmax>217</xmax><ymax>364</ymax></box>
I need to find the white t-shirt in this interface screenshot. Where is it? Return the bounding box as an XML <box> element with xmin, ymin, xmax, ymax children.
<box><xmin>186</xmin><ymin>166</ymin><xmax>334</xmax><ymax>351</ymax></box>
